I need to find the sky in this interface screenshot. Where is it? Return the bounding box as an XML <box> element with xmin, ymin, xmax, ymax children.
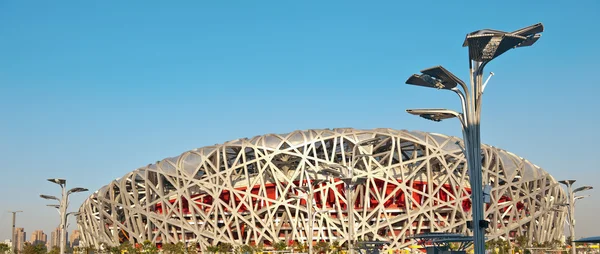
<box><xmin>1</xmin><ymin>0</ymin><xmax>599</xmax><ymax>243</ymax></box>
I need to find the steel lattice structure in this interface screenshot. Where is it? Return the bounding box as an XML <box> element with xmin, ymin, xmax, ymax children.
<box><xmin>77</xmin><ymin>128</ymin><xmax>566</xmax><ymax>250</ymax></box>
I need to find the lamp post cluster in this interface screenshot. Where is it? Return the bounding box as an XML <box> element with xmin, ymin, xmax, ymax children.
<box><xmin>557</xmin><ymin>180</ymin><xmax>592</xmax><ymax>254</ymax></box>
<box><xmin>40</xmin><ymin>178</ymin><xmax>88</xmax><ymax>254</ymax></box>
<box><xmin>404</xmin><ymin>23</ymin><xmax>544</xmax><ymax>254</ymax></box>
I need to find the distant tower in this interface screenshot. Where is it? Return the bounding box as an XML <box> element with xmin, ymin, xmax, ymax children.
<box><xmin>50</xmin><ymin>228</ymin><xmax>61</xmax><ymax>249</ymax></box>
<box><xmin>30</xmin><ymin>230</ymin><xmax>47</xmax><ymax>246</ymax></box>
<box><xmin>14</xmin><ymin>228</ymin><xmax>26</xmax><ymax>253</ymax></box>
<box><xmin>69</xmin><ymin>230</ymin><xmax>81</xmax><ymax>248</ymax></box>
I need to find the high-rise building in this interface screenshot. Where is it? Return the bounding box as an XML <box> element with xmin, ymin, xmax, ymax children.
<box><xmin>14</xmin><ymin>228</ymin><xmax>25</xmax><ymax>253</ymax></box>
<box><xmin>69</xmin><ymin>230</ymin><xmax>80</xmax><ymax>248</ymax></box>
<box><xmin>49</xmin><ymin>228</ymin><xmax>59</xmax><ymax>249</ymax></box>
<box><xmin>30</xmin><ymin>230</ymin><xmax>47</xmax><ymax>246</ymax></box>
<box><xmin>48</xmin><ymin>227</ymin><xmax>67</xmax><ymax>251</ymax></box>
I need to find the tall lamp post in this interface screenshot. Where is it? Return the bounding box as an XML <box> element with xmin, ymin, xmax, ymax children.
<box><xmin>404</xmin><ymin>23</ymin><xmax>544</xmax><ymax>254</ymax></box>
<box><xmin>8</xmin><ymin>210</ymin><xmax>23</xmax><ymax>254</ymax></box>
<box><xmin>40</xmin><ymin>178</ymin><xmax>88</xmax><ymax>254</ymax></box>
<box><xmin>558</xmin><ymin>180</ymin><xmax>593</xmax><ymax>254</ymax></box>
<box><xmin>316</xmin><ymin>137</ymin><xmax>379</xmax><ymax>254</ymax></box>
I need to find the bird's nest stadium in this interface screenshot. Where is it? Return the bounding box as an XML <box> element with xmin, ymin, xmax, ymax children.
<box><xmin>77</xmin><ymin>128</ymin><xmax>567</xmax><ymax>250</ymax></box>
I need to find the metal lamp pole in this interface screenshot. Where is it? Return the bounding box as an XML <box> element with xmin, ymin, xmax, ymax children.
<box><xmin>558</xmin><ymin>180</ymin><xmax>593</xmax><ymax>254</ymax></box>
<box><xmin>8</xmin><ymin>211</ymin><xmax>23</xmax><ymax>254</ymax></box>
<box><xmin>404</xmin><ymin>23</ymin><xmax>544</xmax><ymax>254</ymax></box>
<box><xmin>318</xmin><ymin>137</ymin><xmax>379</xmax><ymax>254</ymax></box>
<box><xmin>292</xmin><ymin>179</ymin><xmax>326</xmax><ymax>254</ymax></box>
<box><xmin>40</xmin><ymin>178</ymin><xmax>88</xmax><ymax>254</ymax></box>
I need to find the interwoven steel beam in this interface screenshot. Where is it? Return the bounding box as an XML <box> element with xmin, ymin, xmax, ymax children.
<box><xmin>77</xmin><ymin>128</ymin><xmax>566</xmax><ymax>250</ymax></box>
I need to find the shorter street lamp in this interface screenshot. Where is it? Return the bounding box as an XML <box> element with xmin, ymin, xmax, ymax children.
<box><xmin>290</xmin><ymin>179</ymin><xmax>327</xmax><ymax>254</ymax></box>
<box><xmin>40</xmin><ymin>178</ymin><xmax>88</xmax><ymax>254</ymax></box>
<box><xmin>318</xmin><ymin>164</ymin><xmax>367</xmax><ymax>254</ymax></box>
<box><xmin>8</xmin><ymin>211</ymin><xmax>23</xmax><ymax>254</ymax></box>
<box><xmin>558</xmin><ymin>180</ymin><xmax>593</xmax><ymax>254</ymax></box>
<box><xmin>314</xmin><ymin>137</ymin><xmax>379</xmax><ymax>254</ymax></box>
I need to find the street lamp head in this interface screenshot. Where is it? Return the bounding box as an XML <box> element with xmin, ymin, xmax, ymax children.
<box><xmin>573</xmin><ymin>186</ymin><xmax>593</xmax><ymax>193</ymax></box>
<box><xmin>356</xmin><ymin>137</ymin><xmax>382</xmax><ymax>147</ymax></box>
<box><xmin>406</xmin><ymin>108</ymin><xmax>460</xmax><ymax>122</ymax></box>
<box><xmin>68</xmin><ymin>187</ymin><xmax>89</xmax><ymax>194</ymax></box>
<box><xmin>67</xmin><ymin>212</ymin><xmax>80</xmax><ymax>216</ymax></box>
<box><xmin>462</xmin><ymin>23</ymin><xmax>544</xmax><ymax>62</ymax></box>
<box><xmin>40</xmin><ymin>194</ymin><xmax>60</xmax><ymax>201</ymax></box>
<box><xmin>405</xmin><ymin>65</ymin><xmax>464</xmax><ymax>90</ymax></box>
<box><xmin>559</xmin><ymin>180</ymin><xmax>576</xmax><ymax>186</ymax></box>
<box><xmin>318</xmin><ymin>167</ymin><xmax>344</xmax><ymax>178</ymax></box>
<box><xmin>46</xmin><ymin>205</ymin><xmax>60</xmax><ymax>209</ymax></box>
<box><xmin>47</xmin><ymin>178</ymin><xmax>66</xmax><ymax>186</ymax></box>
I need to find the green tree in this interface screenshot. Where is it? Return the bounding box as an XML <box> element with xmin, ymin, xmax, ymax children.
<box><xmin>206</xmin><ymin>245</ymin><xmax>219</xmax><ymax>254</ymax></box>
<box><xmin>22</xmin><ymin>243</ymin><xmax>47</xmax><ymax>254</ymax></box>
<box><xmin>273</xmin><ymin>242</ymin><xmax>287</xmax><ymax>251</ymax></box>
<box><xmin>315</xmin><ymin>242</ymin><xmax>330</xmax><ymax>254</ymax></box>
<box><xmin>218</xmin><ymin>243</ymin><xmax>233</xmax><ymax>253</ymax></box>
<box><xmin>236</xmin><ymin>245</ymin><xmax>253</xmax><ymax>254</ymax></box>
<box><xmin>515</xmin><ymin>235</ymin><xmax>529</xmax><ymax>253</ymax></box>
<box><xmin>48</xmin><ymin>246</ymin><xmax>60</xmax><ymax>254</ymax></box>
<box><xmin>108</xmin><ymin>246</ymin><xmax>121</xmax><ymax>254</ymax></box>
<box><xmin>0</xmin><ymin>243</ymin><xmax>11</xmax><ymax>254</ymax></box>
<box><xmin>186</xmin><ymin>243</ymin><xmax>199</xmax><ymax>254</ymax></box>
<box><xmin>119</xmin><ymin>241</ymin><xmax>136</xmax><ymax>254</ymax></box>
<box><xmin>141</xmin><ymin>240</ymin><xmax>158</xmax><ymax>254</ymax></box>
<box><xmin>254</xmin><ymin>243</ymin><xmax>264</xmax><ymax>253</ymax></box>
<box><xmin>329</xmin><ymin>241</ymin><xmax>341</xmax><ymax>254</ymax></box>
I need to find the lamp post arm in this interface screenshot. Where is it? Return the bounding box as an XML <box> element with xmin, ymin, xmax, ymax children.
<box><xmin>451</xmin><ymin>88</ymin><xmax>468</xmax><ymax>128</ymax></box>
<box><xmin>473</xmin><ymin>61</ymin><xmax>489</xmax><ymax>114</ymax></box>
<box><xmin>481</xmin><ymin>72</ymin><xmax>495</xmax><ymax>93</ymax></box>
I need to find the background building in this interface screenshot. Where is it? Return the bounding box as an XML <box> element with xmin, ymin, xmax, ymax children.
<box><xmin>30</xmin><ymin>230</ymin><xmax>47</xmax><ymax>246</ymax></box>
<box><xmin>70</xmin><ymin>230</ymin><xmax>80</xmax><ymax>248</ymax></box>
<box><xmin>14</xmin><ymin>228</ymin><xmax>25</xmax><ymax>253</ymax></box>
<box><xmin>77</xmin><ymin>128</ymin><xmax>567</xmax><ymax>250</ymax></box>
<box><xmin>48</xmin><ymin>227</ymin><xmax>66</xmax><ymax>250</ymax></box>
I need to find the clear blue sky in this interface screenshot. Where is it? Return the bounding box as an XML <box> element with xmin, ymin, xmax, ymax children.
<box><xmin>1</xmin><ymin>0</ymin><xmax>599</xmax><ymax>242</ymax></box>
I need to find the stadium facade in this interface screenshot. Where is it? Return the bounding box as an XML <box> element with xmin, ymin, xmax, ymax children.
<box><xmin>77</xmin><ymin>128</ymin><xmax>566</xmax><ymax>250</ymax></box>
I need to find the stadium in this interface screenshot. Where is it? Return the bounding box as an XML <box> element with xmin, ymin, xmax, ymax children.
<box><xmin>77</xmin><ymin>128</ymin><xmax>567</xmax><ymax>250</ymax></box>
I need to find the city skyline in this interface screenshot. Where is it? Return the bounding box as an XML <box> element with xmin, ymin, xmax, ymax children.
<box><xmin>1</xmin><ymin>0</ymin><xmax>599</xmax><ymax>243</ymax></box>
<box><xmin>2</xmin><ymin>228</ymin><xmax>79</xmax><ymax>249</ymax></box>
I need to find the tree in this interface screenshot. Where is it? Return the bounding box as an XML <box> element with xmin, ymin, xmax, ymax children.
<box><xmin>186</xmin><ymin>243</ymin><xmax>199</xmax><ymax>254</ymax></box>
<box><xmin>515</xmin><ymin>235</ymin><xmax>529</xmax><ymax>253</ymax></box>
<box><xmin>206</xmin><ymin>245</ymin><xmax>219</xmax><ymax>254</ymax></box>
<box><xmin>330</xmin><ymin>241</ymin><xmax>341</xmax><ymax>254</ymax></box>
<box><xmin>48</xmin><ymin>246</ymin><xmax>60</xmax><ymax>254</ymax></box>
<box><xmin>273</xmin><ymin>242</ymin><xmax>287</xmax><ymax>251</ymax></box>
<box><xmin>236</xmin><ymin>245</ymin><xmax>253</xmax><ymax>254</ymax></box>
<box><xmin>0</xmin><ymin>243</ymin><xmax>11</xmax><ymax>254</ymax></box>
<box><xmin>163</xmin><ymin>242</ymin><xmax>185</xmax><ymax>254</ymax></box>
<box><xmin>141</xmin><ymin>240</ymin><xmax>158</xmax><ymax>254</ymax></box>
<box><xmin>108</xmin><ymin>246</ymin><xmax>121</xmax><ymax>254</ymax></box>
<box><xmin>485</xmin><ymin>239</ymin><xmax>498</xmax><ymax>254</ymax></box>
<box><xmin>218</xmin><ymin>243</ymin><xmax>233</xmax><ymax>254</ymax></box>
<box><xmin>22</xmin><ymin>243</ymin><xmax>47</xmax><ymax>254</ymax></box>
<box><xmin>254</xmin><ymin>243</ymin><xmax>264</xmax><ymax>253</ymax></box>
<box><xmin>314</xmin><ymin>242</ymin><xmax>330</xmax><ymax>254</ymax></box>
<box><xmin>119</xmin><ymin>241</ymin><xmax>136</xmax><ymax>254</ymax></box>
